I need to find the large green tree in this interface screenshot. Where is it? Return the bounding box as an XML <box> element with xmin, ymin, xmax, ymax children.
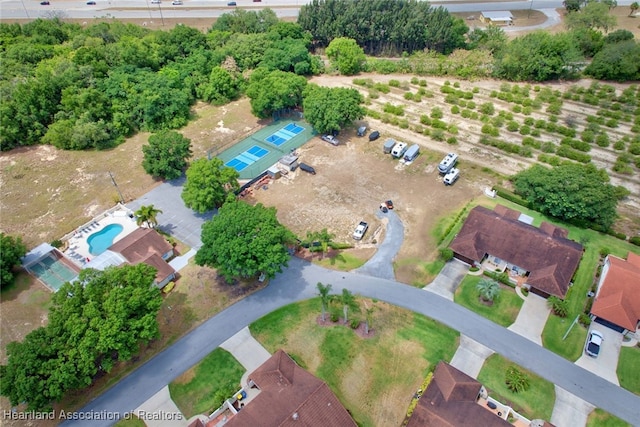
<box><xmin>302</xmin><ymin>84</ymin><xmax>365</xmax><ymax>134</ymax></box>
<box><xmin>585</xmin><ymin>40</ymin><xmax>640</xmax><ymax>81</ymax></box>
<box><xmin>565</xmin><ymin>1</ymin><xmax>617</xmax><ymax>32</ymax></box>
<box><xmin>494</xmin><ymin>31</ymin><xmax>582</xmax><ymax>81</ymax></box>
<box><xmin>0</xmin><ymin>264</ymin><xmax>162</xmax><ymax>410</ymax></box>
<box><xmin>512</xmin><ymin>164</ymin><xmax>622</xmax><ymax>229</ymax></box>
<box><xmin>202</xmin><ymin>66</ymin><xmax>241</xmax><ymax>105</ymax></box>
<box><xmin>0</xmin><ymin>233</ymin><xmax>27</xmax><ymax>290</ymax></box>
<box><xmin>195</xmin><ymin>199</ymin><xmax>295</xmax><ymax>282</ymax></box>
<box><xmin>325</xmin><ymin>37</ymin><xmax>366</xmax><ymax>75</ymax></box>
<box><xmin>181</xmin><ymin>158</ymin><xmax>240</xmax><ymax>213</ymax></box>
<box><xmin>245</xmin><ymin>70</ymin><xmax>307</xmax><ymax>118</ymax></box>
<box><xmin>142</xmin><ymin>130</ymin><xmax>193</xmax><ymax>180</ymax></box>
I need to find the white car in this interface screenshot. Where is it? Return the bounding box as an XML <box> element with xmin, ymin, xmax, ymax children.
<box><xmin>151</xmin><ymin>0</ymin><xmax>161</xmax><ymax>3</ymax></box>
<box><xmin>171</xmin><ymin>0</ymin><xmax>182</xmax><ymax>4</ymax></box>
<box><xmin>353</xmin><ymin>221</ymin><xmax>368</xmax><ymax>240</ymax></box>
<box><xmin>321</xmin><ymin>134</ymin><xmax>339</xmax><ymax>146</ymax></box>
<box><xmin>585</xmin><ymin>330</ymin><xmax>604</xmax><ymax>357</ymax></box>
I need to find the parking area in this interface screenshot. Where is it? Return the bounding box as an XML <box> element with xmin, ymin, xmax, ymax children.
<box><xmin>575</xmin><ymin>326</ymin><xmax>622</xmax><ymax>385</ymax></box>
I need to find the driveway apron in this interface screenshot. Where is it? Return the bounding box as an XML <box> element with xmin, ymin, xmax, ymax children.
<box><xmin>575</xmin><ymin>326</ymin><xmax>622</xmax><ymax>386</ymax></box>
<box><xmin>423</xmin><ymin>259</ymin><xmax>469</xmax><ymax>300</ymax></box>
<box><xmin>449</xmin><ymin>335</ymin><xmax>494</xmax><ymax>378</ymax></box>
<box><xmin>219</xmin><ymin>326</ymin><xmax>271</xmax><ymax>376</ymax></box>
<box><xmin>550</xmin><ymin>386</ymin><xmax>594</xmax><ymax>427</ymax></box>
<box><xmin>133</xmin><ymin>386</ymin><xmax>187</xmax><ymax>427</ymax></box>
<box><xmin>507</xmin><ymin>293</ymin><xmax>550</xmax><ymax>344</ymax></box>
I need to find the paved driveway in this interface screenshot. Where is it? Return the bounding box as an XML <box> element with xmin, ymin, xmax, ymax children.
<box><xmin>575</xmin><ymin>326</ymin><xmax>622</xmax><ymax>386</ymax></box>
<box><xmin>127</xmin><ymin>177</ymin><xmax>214</xmax><ymax>249</ymax></box>
<box><xmin>449</xmin><ymin>335</ymin><xmax>494</xmax><ymax>378</ymax></box>
<box><xmin>61</xmin><ymin>257</ymin><xmax>640</xmax><ymax>427</ymax></box>
<box><xmin>424</xmin><ymin>259</ymin><xmax>469</xmax><ymax>300</ymax></box>
<box><xmin>354</xmin><ymin>209</ymin><xmax>404</xmax><ymax>280</ymax></box>
<box><xmin>134</xmin><ymin>386</ymin><xmax>187</xmax><ymax>427</ymax></box>
<box><xmin>551</xmin><ymin>386</ymin><xmax>594</xmax><ymax>427</ymax></box>
<box><xmin>507</xmin><ymin>293</ymin><xmax>550</xmax><ymax>344</ymax></box>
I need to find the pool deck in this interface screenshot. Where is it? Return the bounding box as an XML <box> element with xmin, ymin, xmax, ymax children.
<box><xmin>64</xmin><ymin>209</ymin><xmax>139</xmax><ymax>267</ymax></box>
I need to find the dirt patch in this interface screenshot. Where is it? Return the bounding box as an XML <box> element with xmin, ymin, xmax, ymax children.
<box><xmin>316</xmin><ymin>315</ymin><xmax>376</xmax><ymax>339</ymax></box>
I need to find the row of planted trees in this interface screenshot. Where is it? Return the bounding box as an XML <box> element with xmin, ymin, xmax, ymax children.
<box><xmin>317</xmin><ymin>282</ymin><xmax>375</xmax><ymax>335</ymax></box>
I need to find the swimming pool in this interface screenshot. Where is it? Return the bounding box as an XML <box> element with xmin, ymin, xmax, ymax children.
<box><xmin>88</xmin><ymin>223</ymin><xmax>124</xmax><ymax>255</ymax></box>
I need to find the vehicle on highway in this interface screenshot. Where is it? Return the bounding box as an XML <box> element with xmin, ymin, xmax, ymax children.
<box><xmin>151</xmin><ymin>0</ymin><xmax>161</xmax><ymax>3</ymax></box>
<box><xmin>438</xmin><ymin>152</ymin><xmax>458</xmax><ymax>174</ymax></box>
<box><xmin>353</xmin><ymin>221</ymin><xmax>369</xmax><ymax>240</ymax></box>
<box><xmin>299</xmin><ymin>163</ymin><xmax>316</xmax><ymax>175</ymax></box>
<box><xmin>40</xmin><ymin>1</ymin><xmax>50</xmax><ymax>5</ymax></box>
<box><xmin>585</xmin><ymin>330</ymin><xmax>604</xmax><ymax>357</ymax></box>
<box><xmin>227</xmin><ymin>1</ymin><xmax>237</xmax><ymax>5</ymax></box>
<box><xmin>321</xmin><ymin>134</ymin><xmax>339</xmax><ymax>146</ymax></box>
<box><xmin>171</xmin><ymin>0</ymin><xmax>182</xmax><ymax>4</ymax></box>
<box><xmin>369</xmin><ymin>130</ymin><xmax>380</xmax><ymax>141</ymax></box>
<box><xmin>86</xmin><ymin>1</ymin><xmax>96</xmax><ymax>4</ymax></box>
<box><xmin>443</xmin><ymin>168</ymin><xmax>460</xmax><ymax>185</ymax></box>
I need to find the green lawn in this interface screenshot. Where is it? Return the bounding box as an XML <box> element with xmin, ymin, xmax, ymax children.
<box><xmin>618</xmin><ymin>346</ymin><xmax>640</xmax><ymax>395</ymax></box>
<box><xmin>454</xmin><ymin>275</ymin><xmax>523</xmax><ymax>327</ymax></box>
<box><xmin>478</xmin><ymin>354</ymin><xmax>555</xmax><ymax>421</ymax></box>
<box><xmin>168</xmin><ymin>348</ymin><xmax>245</xmax><ymax>418</ymax></box>
<box><xmin>250</xmin><ymin>298</ymin><xmax>459</xmax><ymax>427</ymax></box>
<box><xmin>114</xmin><ymin>415</ymin><xmax>146</xmax><ymax>427</ymax></box>
<box><xmin>586</xmin><ymin>408</ymin><xmax>631</xmax><ymax>427</ymax></box>
<box><xmin>477</xmin><ymin>196</ymin><xmax>640</xmax><ymax>360</ymax></box>
<box><xmin>314</xmin><ymin>251</ymin><xmax>367</xmax><ymax>271</ymax></box>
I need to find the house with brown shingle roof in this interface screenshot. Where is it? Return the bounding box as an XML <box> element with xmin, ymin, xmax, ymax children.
<box><xmin>590</xmin><ymin>252</ymin><xmax>640</xmax><ymax>334</ymax></box>
<box><xmin>224</xmin><ymin>349</ymin><xmax>357</xmax><ymax>427</ymax></box>
<box><xmin>449</xmin><ymin>205</ymin><xmax>583</xmax><ymax>298</ymax></box>
<box><xmin>407</xmin><ymin>362</ymin><xmax>512</xmax><ymax>427</ymax></box>
<box><xmin>108</xmin><ymin>228</ymin><xmax>176</xmax><ymax>288</ymax></box>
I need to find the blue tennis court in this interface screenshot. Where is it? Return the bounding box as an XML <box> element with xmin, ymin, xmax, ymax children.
<box><xmin>265</xmin><ymin>123</ymin><xmax>306</xmax><ymax>147</ymax></box>
<box><xmin>225</xmin><ymin>145</ymin><xmax>270</xmax><ymax>172</ymax></box>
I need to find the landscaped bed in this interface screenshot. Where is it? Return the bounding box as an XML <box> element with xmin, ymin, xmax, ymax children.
<box><xmin>249</xmin><ymin>298</ymin><xmax>459</xmax><ymax>427</ymax></box>
<box><xmin>454</xmin><ymin>275</ymin><xmax>523</xmax><ymax>327</ymax></box>
<box><xmin>478</xmin><ymin>354</ymin><xmax>555</xmax><ymax>421</ymax></box>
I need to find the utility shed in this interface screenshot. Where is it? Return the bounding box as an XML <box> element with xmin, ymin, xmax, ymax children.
<box><xmin>480</xmin><ymin>11</ymin><xmax>513</xmax><ymax>25</ymax></box>
<box><xmin>278</xmin><ymin>153</ymin><xmax>298</xmax><ymax>171</ymax></box>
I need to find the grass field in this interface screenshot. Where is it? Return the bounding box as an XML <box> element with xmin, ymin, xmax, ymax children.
<box><xmin>249</xmin><ymin>298</ymin><xmax>459</xmax><ymax>427</ymax></box>
<box><xmin>477</xmin><ymin>197</ymin><xmax>640</xmax><ymax>361</ymax></box>
<box><xmin>169</xmin><ymin>348</ymin><xmax>245</xmax><ymax>418</ymax></box>
<box><xmin>314</xmin><ymin>251</ymin><xmax>368</xmax><ymax>271</ymax></box>
<box><xmin>454</xmin><ymin>275</ymin><xmax>523</xmax><ymax>327</ymax></box>
<box><xmin>114</xmin><ymin>415</ymin><xmax>146</xmax><ymax>427</ymax></box>
<box><xmin>617</xmin><ymin>346</ymin><xmax>640</xmax><ymax>395</ymax></box>
<box><xmin>586</xmin><ymin>408</ymin><xmax>632</xmax><ymax>427</ymax></box>
<box><xmin>478</xmin><ymin>354</ymin><xmax>555</xmax><ymax>421</ymax></box>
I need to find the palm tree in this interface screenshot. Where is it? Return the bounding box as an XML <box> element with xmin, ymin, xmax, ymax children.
<box><xmin>476</xmin><ymin>278</ymin><xmax>500</xmax><ymax>302</ymax></box>
<box><xmin>630</xmin><ymin>1</ymin><xmax>639</xmax><ymax>16</ymax></box>
<box><xmin>317</xmin><ymin>282</ymin><xmax>332</xmax><ymax>322</ymax></box>
<box><xmin>364</xmin><ymin>303</ymin><xmax>375</xmax><ymax>335</ymax></box>
<box><xmin>135</xmin><ymin>204</ymin><xmax>163</xmax><ymax>228</ymax></box>
<box><xmin>340</xmin><ymin>288</ymin><xmax>359</xmax><ymax>324</ymax></box>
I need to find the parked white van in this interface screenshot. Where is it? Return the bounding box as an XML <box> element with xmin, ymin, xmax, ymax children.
<box><xmin>391</xmin><ymin>142</ymin><xmax>408</xmax><ymax>158</ymax></box>
<box><xmin>443</xmin><ymin>168</ymin><xmax>460</xmax><ymax>185</ymax></box>
<box><xmin>403</xmin><ymin>144</ymin><xmax>420</xmax><ymax>162</ymax></box>
<box><xmin>438</xmin><ymin>152</ymin><xmax>458</xmax><ymax>174</ymax></box>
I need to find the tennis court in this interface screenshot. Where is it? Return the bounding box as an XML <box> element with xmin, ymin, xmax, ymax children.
<box><xmin>216</xmin><ymin>120</ymin><xmax>315</xmax><ymax>179</ymax></box>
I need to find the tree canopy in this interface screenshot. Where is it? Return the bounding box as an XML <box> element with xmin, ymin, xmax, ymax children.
<box><xmin>246</xmin><ymin>69</ymin><xmax>308</xmax><ymax>119</ymax></box>
<box><xmin>585</xmin><ymin>40</ymin><xmax>640</xmax><ymax>81</ymax></box>
<box><xmin>195</xmin><ymin>198</ymin><xmax>295</xmax><ymax>282</ymax></box>
<box><xmin>326</xmin><ymin>37</ymin><xmax>366</xmax><ymax>75</ymax></box>
<box><xmin>0</xmin><ymin>233</ymin><xmax>27</xmax><ymax>290</ymax></box>
<box><xmin>302</xmin><ymin>84</ymin><xmax>365</xmax><ymax>134</ymax></box>
<box><xmin>512</xmin><ymin>164</ymin><xmax>622</xmax><ymax>229</ymax></box>
<box><xmin>0</xmin><ymin>264</ymin><xmax>162</xmax><ymax>411</ymax></box>
<box><xmin>142</xmin><ymin>130</ymin><xmax>193</xmax><ymax>180</ymax></box>
<box><xmin>181</xmin><ymin>158</ymin><xmax>240</xmax><ymax>213</ymax></box>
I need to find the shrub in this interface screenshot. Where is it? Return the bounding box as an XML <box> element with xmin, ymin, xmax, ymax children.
<box><xmin>548</xmin><ymin>296</ymin><xmax>569</xmax><ymax>317</ymax></box>
<box><xmin>613</xmin><ymin>140</ymin><xmax>625</xmax><ymax>150</ymax></box>
<box><xmin>451</xmin><ymin>105</ymin><xmax>460</xmax><ymax>114</ymax></box>
<box><xmin>506</xmin><ymin>121</ymin><xmax>519</xmax><ymax>132</ymax></box>
<box><xmin>420</xmin><ymin>115</ymin><xmax>432</xmax><ymax>126</ymax></box>
<box><xmin>431</xmin><ymin>107</ymin><xmax>443</xmax><ymax>119</ymax></box>
<box><xmin>453</xmin><ymin>81</ymin><xmax>460</xmax><ymax>88</ymax></box>
<box><xmin>445</xmin><ymin>94</ymin><xmax>459</xmax><ymax>104</ymax></box>
<box><xmin>388</xmin><ymin>79</ymin><xmax>400</xmax><ymax>87</ymax></box>
<box><xmin>419</xmin><ymin>79</ymin><xmax>428</xmax><ymax>87</ymax></box>
<box><xmin>439</xmin><ymin>248</ymin><xmax>454</xmax><ymax>261</ymax></box>
<box><xmin>469</xmin><ymin>267</ymin><xmax>479</xmax><ymax>272</ymax></box>
<box><xmin>556</xmin><ymin>146</ymin><xmax>591</xmax><ymax>163</ymax></box>
<box><xmin>373</xmin><ymin>83</ymin><xmax>390</xmax><ymax>93</ymax></box>
<box><xmin>540</xmin><ymin>142</ymin><xmax>556</xmax><ymax>153</ymax></box>
<box><xmin>431</xmin><ymin>129</ymin><xmax>446</xmax><ymax>141</ymax></box>
<box><xmin>447</xmin><ymin>137</ymin><xmax>458</xmax><ymax>145</ymax></box>
<box><xmin>431</xmin><ymin>119</ymin><xmax>447</xmax><ymax>129</ymax></box>
<box><xmin>547</xmin><ymin>103</ymin><xmax>562</xmax><ymax>115</ymax></box>
<box><xmin>505</xmin><ymin>367</ymin><xmax>530</xmax><ymax>393</ymax></box>
<box><xmin>605</xmin><ymin>119</ymin><xmax>618</xmax><ymax>128</ymax></box>
<box><xmin>448</xmin><ymin>125</ymin><xmax>458</xmax><ymax>134</ymax></box>
<box><xmin>519</xmin><ymin>125</ymin><xmax>531</xmax><ymax>136</ymax></box>
<box><xmin>480</xmin><ymin>102</ymin><xmax>495</xmax><ymax>115</ymax></box>
<box><xmin>522</xmin><ymin>137</ymin><xmax>541</xmax><ymax>149</ymax></box>
<box><xmin>560</xmin><ymin>137</ymin><xmax>591</xmax><ymax>152</ymax></box>
<box><xmin>404</xmin><ymin>92</ymin><xmax>414</xmax><ymax>101</ymax></box>
<box><xmin>51</xmin><ymin>239</ymin><xmax>63</xmax><ymax>248</ymax></box>
<box><xmin>579</xmin><ymin>313</ymin><xmax>592</xmax><ymax>327</ymax></box>
<box><xmin>411</xmin><ymin>77</ymin><xmax>419</xmax><ymax>85</ymax></box>
<box><xmin>383</xmin><ymin>103</ymin><xmax>405</xmax><ymax>116</ymax></box>
<box><xmin>461</xmin><ymin>109</ymin><xmax>471</xmax><ymax>118</ymax></box>
<box><xmin>629</xmin><ymin>236</ymin><xmax>640</xmax><ymax>246</ymax></box>
<box><xmin>467</xmin><ymin>101</ymin><xmax>476</xmax><ymax>110</ymax></box>
<box><xmin>350</xmin><ymin>318</ymin><xmax>360</xmax><ymax>329</ymax></box>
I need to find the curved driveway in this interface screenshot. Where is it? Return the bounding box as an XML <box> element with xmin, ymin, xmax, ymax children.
<box><xmin>354</xmin><ymin>209</ymin><xmax>404</xmax><ymax>280</ymax></box>
<box><xmin>63</xmin><ymin>257</ymin><xmax>640</xmax><ymax>426</ymax></box>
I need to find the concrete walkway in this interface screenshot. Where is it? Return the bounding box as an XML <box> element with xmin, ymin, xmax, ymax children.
<box><xmin>134</xmin><ymin>386</ymin><xmax>187</xmax><ymax>427</ymax></box>
<box><xmin>168</xmin><ymin>248</ymin><xmax>197</xmax><ymax>271</ymax></box>
<box><xmin>550</xmin><ymin>386</ymin><xmax>595</xmax><ymax>427</ymax></box>
<box><xmin>449</xmin><ymin>335</ymin><xmax>494</xmax><ymax>378</ymax></box>
<box><xmin>354</xmin><ymin>209</ymin><xmax>404</xmax><ymax>280</ymax></box>
<box><xmin>507</xmin><ymin>293</ymin><xmax>550</xmax><ymax>344</ymax></box>
<box><xmin>423</xmin><ymin>259</ymin><xmax>469</xmax><ymax>300</ymax></box>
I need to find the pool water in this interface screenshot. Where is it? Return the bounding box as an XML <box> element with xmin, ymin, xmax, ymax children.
<box><xmin>29</xmin><ymin>255</ymin><xmax>78</xmax><ymax>291</ymax></box>
<box><xmin>88</xmin><ymin>224</ymin><xmax>124</xmax><ymax>255</ymax></box>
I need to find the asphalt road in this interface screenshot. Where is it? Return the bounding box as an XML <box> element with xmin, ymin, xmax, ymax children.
<box><xmin>62</xmin><ymin>257</ymin><xmax>640</xmax><ymax>426</ymax></box>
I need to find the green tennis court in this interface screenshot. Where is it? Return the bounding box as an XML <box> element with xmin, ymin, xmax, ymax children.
<box><xmin>217</xmin><ymin>119</ymin><xmax>315</xmax><ymax>179</ymax></box>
